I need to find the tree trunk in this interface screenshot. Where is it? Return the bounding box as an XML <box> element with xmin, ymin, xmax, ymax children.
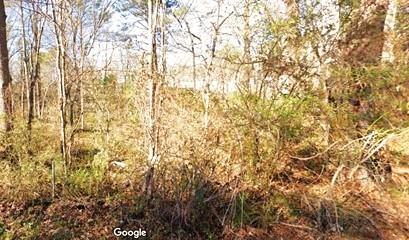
<box><xmin>144</xmin><ymin>0</ymin><xmax>162</xmax><ymax>198</ymax></box>
<box><xmin>201</xmin><ymin>2</ymin><xmax>231</xmax><ymax>129</ymax></box>
<box><xmin>31</xmin><ymin>0</ymin><xmax>44</xmax><ymax>120</ymax></box>
<box><xmin>185</xmin><ymin>21</ymin><xmax>196</xmax><ymax>89</ymax></box>
<box><xmin>203</xmin><ymin>23</ymin><xmax>217</xmax><ymax>130</ymax></box>
<box><xmin>52</xmin><ymin>0</ymin><xmax>68</xmax><ymax>174</ymax></box>
<box><xmin>0</xmin><ymin>0</ymin><xmax>13</xmax><ymax>132</ymax></box>
<box><xmin>20</xmin><ymin>59</ymin><xmax>25</xmax><ymax>118</ymax></box>
<box><xmin>302</xmin><ymin>0</ymin><xmax>340</xmax><ymax>146</ymax></box>
<box><xmin>20</xmin><ymin>0</ymin><xmax>44</xmax><ymax>130</ymax></box>
<box><xmin>19</xmin><ymin>0</ymin><xmax>32</xmax><ymax>130</ymax></box>
<box><xmin>381</xmin><ymin>0</ymin><xmax>397</xmax><ymax>63</ymax></box>
<box><xmin>341</xmin><ymin>0</ymin><xmax>388</xmax><ymax>65</ymax></box>
<box><xmin>79</xmin><ymin>19</ymin><xmax>85</xmax><ymax>130</ymax></box>
<box><xmin>242</xmin><ymin>0</ymin><xmax>251</xmax><ymax>91</ymax></box>
<box><xmin>36</xmin><ymin>78</ymin><xmax>42</xmax><ymax>117</ymax></box>
<box><xmin>19</xmin><ymin>36</ymin><xmax>27</xmax><ymax>119</ymax></box>
<box><xmin>80</xmin><ymin>78</ymin><xmax>84</xmax><ymax>130</ymax></box>
<box><xmin>320</xmin><ymin>0</ymin><xmax>339</xmax><ymax>146</ymax></box>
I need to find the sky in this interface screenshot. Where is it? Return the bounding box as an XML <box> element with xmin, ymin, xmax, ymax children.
<box><xmin>86</xmin><ymin>0</ymin><xmax>292</xmax><ymax>69</ymax></box>
<box><xmin>5</xmin><ymin>0</ymin><xmax>292</xmax><ymax>68</ymax></box>
<box><xmin>5</xmin><ymin>0</ymin><xmax>341</xmax><ymax>87</ymax></box>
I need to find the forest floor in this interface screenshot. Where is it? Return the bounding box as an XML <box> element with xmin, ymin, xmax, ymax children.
<box><xmin>1</xmin><ymin>132</ymin><xmax>408</xmax><ymax>240</ymax></box>
<box><xmin>0</xmin><ymin>178</ymin><xmax>408</xmax><ymax>239</ymax></box>
<box><xmin>1</xmin><ymin>99</ymin><xmax>409</xmax><ymax>239</ymax></box>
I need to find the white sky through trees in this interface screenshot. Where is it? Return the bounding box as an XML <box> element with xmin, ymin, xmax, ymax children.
<box><xmin>92</xmin><ymin>0</ymin><xmax>290</xmax><ymax>81</ymax></box>
<box><xmin>5</xmin><ymin>0</ymin><xmax>338</xmax><ymax>84</ymax></box>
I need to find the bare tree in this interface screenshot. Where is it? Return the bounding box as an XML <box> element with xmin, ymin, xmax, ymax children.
<box><xmin>202</xmin><ymin>0</ymin><xmax>232</xmax><ymax>129</ymax></box>
<box><xmin>144</xmin><ymin>0</ymin><xmax>166</xmax><ymax>198</ymax></box>
<box><xmin>19</xmin><ymin>0</ymin><xmax>46</xmax><ymax>131</ymax></box>
<box><xmin>69</xmin><ymin>0</ymin><xmax>113</xmax><ymax>130</ymax></box>
<box><xmin>51</xmin><ymin>0</ymin><xmax>68</xmax><ymax>174</ymax></box>
<box><xmin>171</xmin><ymin>5</ymin><xmax>200</xmax><ymax>90</ymax></box>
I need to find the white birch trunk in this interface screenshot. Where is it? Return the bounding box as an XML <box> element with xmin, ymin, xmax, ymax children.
<box><xmin>381</xmin><ymin>0</ymin><xmax>397</xmax><ymax>63</ymax></box>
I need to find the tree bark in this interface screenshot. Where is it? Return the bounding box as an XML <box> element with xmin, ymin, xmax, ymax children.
<box><xmin>242</xmin><ymin>0</ymin><xmax>252</xmax><ymax>91</ymax></box>
<box><xmin>79</xmin><ymin>16</ymin><xmax>85</xmax><ymax>130</ymax></box>
<box><xmin>381</xmin><ymin>0</ymin><xmax>397</xmax><ymax>63</ymax></box>
<box><xmin>52</xmin><ymin>0</ymin><xmax>68</xmax><ymax>174</ymax></box>
<box><xmin>0</xmin><ymin>0</ymin><xmax>13</xmax><ymax>132</ymax></box>
<box><xmin>19</xmin><ymin>0</ymin><xmax>30</xmax><ymax>126</ymax></box>
<box><xmin>20</xmin><ymin>0</ymin><xmax>44</xmax><ymax>130</ymax></box>
<box><xmin>144</xmin><ymin>0</ymin><xmax>162</xmax><ymax>198</ymax></box>
<box><xmin>20</xmin><ymin>52</ymin><xmax>25</xmax><ymax>118</ymax></box>
<box><xmin>31</xmin><ymin>0</ymin><xmax>44</xmax><ymax>119</ymax></box>
<box><xmin>341</xmin><ymin>0</ymin><xmax>388</xmax><ymax>65</ymax></box>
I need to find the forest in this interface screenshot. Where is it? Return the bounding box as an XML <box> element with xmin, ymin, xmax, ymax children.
<box><xmin>0</xmin><ymin>0</ymin><xmax>408</xmax><ymax>239</ymax></box>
